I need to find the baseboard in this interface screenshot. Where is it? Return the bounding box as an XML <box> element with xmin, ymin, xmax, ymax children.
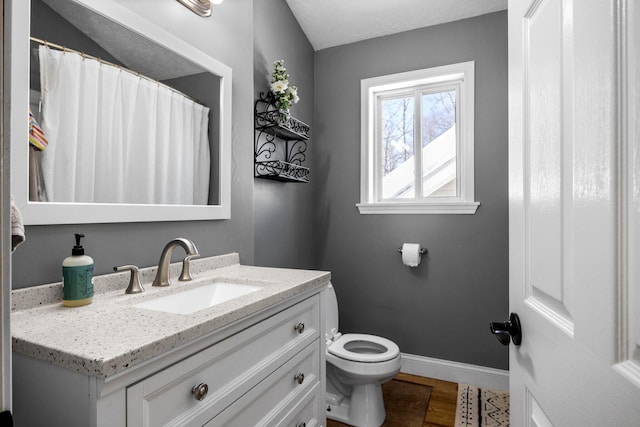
<box><xmin>400</xmin><ymin>352</ymin><xmax>509</xmax><ymax>391</ymax></box>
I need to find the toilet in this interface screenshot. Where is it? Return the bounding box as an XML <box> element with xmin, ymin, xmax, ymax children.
<box><xmin>325</xmin><ymin>283</ymin><xmax>401</xmax><ymax>427</ymax></box>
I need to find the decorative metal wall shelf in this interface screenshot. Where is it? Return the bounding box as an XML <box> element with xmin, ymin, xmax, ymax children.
<box><xmin>255</xmin><ymin>92</ymin><xmax>310</xmax><ymax>183</ymax></box>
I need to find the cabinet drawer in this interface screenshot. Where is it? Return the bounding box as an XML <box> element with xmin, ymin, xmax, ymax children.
<box><xmin>277</xmin><ymin>387</ymin><xmax>322</xmax><ymax>427</ymax></box>
<box><xmin>127</xmin><ymin>295</ymin><xmax>319</xmax><ymax>427</ymax></box>
<box><xmin>209</xmin><ymin>342</ymin><xmax>320</xmax><ymax>427</ymax></box>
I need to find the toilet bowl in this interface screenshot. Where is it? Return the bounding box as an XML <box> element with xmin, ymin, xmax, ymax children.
<box><xmin>325</xmin><ymin>283</ymin><xmax>401</xmax><ymax>427</ymax></box>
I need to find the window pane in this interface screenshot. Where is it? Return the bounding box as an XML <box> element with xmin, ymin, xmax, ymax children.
<box><xmin>421</xmin><ymin>90</ymin><xmax>457</xmax><ymax>197</ymax></box>
<box><xmin>381</xmin><ymin>96</ymin><xmax>415</xmax><ymax>199</ymax></box>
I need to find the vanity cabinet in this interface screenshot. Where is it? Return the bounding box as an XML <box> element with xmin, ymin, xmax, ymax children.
<box><xmin>12</xmin><ymin>290</ymin><xmax>326</xmax><ymax>427</ymax></box>
<box><xmin>127</xmin><ymin>294</ymin><xmax>321</xmax><ymax>426</ymax></box>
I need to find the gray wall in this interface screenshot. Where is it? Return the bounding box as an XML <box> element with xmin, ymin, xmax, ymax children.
<box><xmin>313</xmin><ymin>12</ymin><xmax>509</xmax><ymax>369</ymax></box>
<box><xmin>252</xmin><ymin>0</ymin><xmax>316</xmax><ymax>269</ymax></box>
<box><xmin>13</xmin><ymin>0</ymin><xmax>255</xmax><ymax>288</ymax></box>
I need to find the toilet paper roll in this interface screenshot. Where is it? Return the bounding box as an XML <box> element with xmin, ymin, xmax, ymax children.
<box><xmin>402</xmin><ymin>243</ymin><xmax>422</xmax><ymax>267</ymax></box>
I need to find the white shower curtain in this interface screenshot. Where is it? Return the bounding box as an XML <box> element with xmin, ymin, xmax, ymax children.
<box><xmin>38</xmin><ymin>45</ymin><xmax>211</xmax><ymax>205</ymax></box>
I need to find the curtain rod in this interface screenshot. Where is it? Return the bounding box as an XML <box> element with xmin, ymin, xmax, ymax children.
<box><xmin>29</xmin><ymin>36</ymin><xmax>198</xmax><ymax>103</ymax></box>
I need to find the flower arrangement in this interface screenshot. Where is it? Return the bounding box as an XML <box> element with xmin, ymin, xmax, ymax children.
<box><xmin>270</xmin><ymin>59</ymin><xmax>300</xmax><ymax>114</ymax></box>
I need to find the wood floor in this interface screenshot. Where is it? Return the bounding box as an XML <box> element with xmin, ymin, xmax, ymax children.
<box><xmin>399</xmin><ymin>373</ymin><xmax>459</xmax><ymax>427</ymax></box>
<box><xmin>326</xmin><ymin>373</ymin><xmax>459</xmax><ymax>427</ymax></box>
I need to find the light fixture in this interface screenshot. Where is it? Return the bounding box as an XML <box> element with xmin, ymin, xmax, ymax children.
<box><xmin>177</xmin><ymin>0</ymin><xmax>223</xmax><ymax>17</ymax></box>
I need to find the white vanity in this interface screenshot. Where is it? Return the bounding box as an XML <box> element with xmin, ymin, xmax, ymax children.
<box><xmin>11</xmin><ymin>253</ymin><xmax>330</xmax><ymax>426</ymax></box>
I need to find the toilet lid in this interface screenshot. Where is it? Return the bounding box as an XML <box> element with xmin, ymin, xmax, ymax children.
<box><xmin>328</xmin><ymin>333</ymin><xmax>400</xmax><ymax>363</ymax></box>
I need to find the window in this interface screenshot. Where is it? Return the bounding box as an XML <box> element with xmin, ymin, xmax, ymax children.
<box><xmin>357</xmin><ymin>61</ymin><xmax>479</xmax><ymax>214</ymax></box>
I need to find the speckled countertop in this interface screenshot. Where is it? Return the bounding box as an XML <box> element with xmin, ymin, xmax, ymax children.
<box><xmin>11</xmin><ymin>253</ymin><xmax>330</xmax><ymax>378</ymax></box>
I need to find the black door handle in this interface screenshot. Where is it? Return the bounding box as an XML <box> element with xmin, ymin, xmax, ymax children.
<box><xmin>490</xmin><ymin>313</ymin><xmax>522</xmax><ymax>346</ymax></box>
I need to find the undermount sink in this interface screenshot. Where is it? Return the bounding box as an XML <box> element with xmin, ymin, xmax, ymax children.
<box><xmin>133</xmin><ymin>282</ymin><xmax>261</xmax><ymax>315</ymax></box>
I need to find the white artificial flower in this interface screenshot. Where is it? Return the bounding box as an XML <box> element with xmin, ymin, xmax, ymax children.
<box><xmin>287</xmin><ymin>86</ymin><xmax>300</xmax><ymax>103</ymax></box>
<box><xmin>271</xmin><ymin>80</ymin><xmax>288</xmax><ymax>93</ymax></box>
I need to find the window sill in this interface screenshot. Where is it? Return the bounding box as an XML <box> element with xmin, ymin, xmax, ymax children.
<box><xmin>356</xmin><ymin>201</ymin><xmax>480</xmax><ymax>215</ymax></box>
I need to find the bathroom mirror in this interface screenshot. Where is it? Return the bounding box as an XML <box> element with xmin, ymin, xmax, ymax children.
<box><xmin>10</xmin><ymin>0</ymin><xmax>232</xmax><ymax>224</ymax></box>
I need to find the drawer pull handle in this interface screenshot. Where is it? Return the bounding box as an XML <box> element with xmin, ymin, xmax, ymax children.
<box><xmin>191</xmin><ymin>383</ymin><xmax>209</xmax><ymax>401</ymax></box>
<box><xmin>294</xmin><ymin>322</ymin><xmax>305</xmax><ymax>334</ymax></box>
<box><xmin>294</xmin><ymin>372</ymin><xmax>305</xmax><ymax>385</ymax></box>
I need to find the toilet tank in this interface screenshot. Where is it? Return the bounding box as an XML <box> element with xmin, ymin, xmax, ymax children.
<box><xmin>326</xmin><ymin>282</ymin><xmax>339</xmax><ymax>339</ymax></box>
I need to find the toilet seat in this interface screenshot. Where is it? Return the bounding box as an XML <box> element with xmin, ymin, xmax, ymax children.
<box><xmin>328</xmin><ymin>333</ymin><xmax>400</xmax><ymax>363</ymax></box>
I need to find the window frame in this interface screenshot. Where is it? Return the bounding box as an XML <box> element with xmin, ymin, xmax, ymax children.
<box><xmin>357</xmin><ymin>61</ymin><xmax>480</xmax><ymax>215</ymax></box>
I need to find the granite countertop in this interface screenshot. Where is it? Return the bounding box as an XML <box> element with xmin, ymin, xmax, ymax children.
<box><xmin>11</xmin><ymin>253</ymin><xmax>330</xmax><ymax>378</ymax></box>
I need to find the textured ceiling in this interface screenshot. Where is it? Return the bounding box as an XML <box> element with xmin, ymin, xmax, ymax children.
<box><xmin>42</xmin><ymin>0</ymin><xmax>204</xmax><ymax>80</ymax></box>
<box><xmin>285</xmin><ymin>0</ymin><xmax>508</xmax><ymax>51</ymax></box>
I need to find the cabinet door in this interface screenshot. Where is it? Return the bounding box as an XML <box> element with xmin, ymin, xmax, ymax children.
<box><xmin>127</xmin><ymin>295</ymin><xmax>319</xmax><ymax>427</ymax></box>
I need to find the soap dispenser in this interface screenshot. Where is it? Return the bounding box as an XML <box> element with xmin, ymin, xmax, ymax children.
<box><xmin>62</xmin><ymin>233</ymin><xmax>94</xmax><ymax>307</ymax></box>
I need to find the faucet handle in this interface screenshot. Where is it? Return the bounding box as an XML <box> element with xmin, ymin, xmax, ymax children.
<box><xmin>114</xmin><ymin>265</ymin><xmax>145</xmax><ymax>294</ymax></box>
<box><xmin>179</xmin><ymin>254</ymin><xmax>200</xmax><ymax>282</ymax></box>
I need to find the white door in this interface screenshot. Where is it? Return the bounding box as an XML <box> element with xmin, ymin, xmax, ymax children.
<box><xmin>508</xmin><ymin>0</ymin><xmax>640</xmax><ymax>425</ymax></box>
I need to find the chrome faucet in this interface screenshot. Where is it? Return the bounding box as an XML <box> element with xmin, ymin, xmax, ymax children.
<box><xmin>152</xmin><ymin>238</ymin><xmax>200</xmax><ymax>287</ymax></box>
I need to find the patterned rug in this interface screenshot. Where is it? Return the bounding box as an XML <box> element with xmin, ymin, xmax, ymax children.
<box><xmin>454</xmin><ymin>384</ymin><xmax>509</xmax><ymax>426</ymax></box>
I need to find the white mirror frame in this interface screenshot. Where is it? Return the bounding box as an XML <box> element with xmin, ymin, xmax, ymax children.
<box><xmin>9</xmin><ymin>0</ymin><xmax>232</xmax><ymax>224</ymax></box>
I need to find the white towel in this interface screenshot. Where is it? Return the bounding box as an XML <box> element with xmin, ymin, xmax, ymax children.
<box><xmin>11</xmin><ymin>196</ymin><xmax>25</xmax><ymax>252</ymax></box>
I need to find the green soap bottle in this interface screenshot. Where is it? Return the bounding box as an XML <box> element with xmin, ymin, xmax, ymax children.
<box><xmin>62</xmin><ymin>233</ymin><xmax>94</xmax><ymax>307</ymax></box>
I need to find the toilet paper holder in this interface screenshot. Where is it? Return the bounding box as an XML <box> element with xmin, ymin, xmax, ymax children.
<box><xmin>397</xmin><ymin>247</ymin><xmax>428</xmax><ymax>255</ymax></box>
